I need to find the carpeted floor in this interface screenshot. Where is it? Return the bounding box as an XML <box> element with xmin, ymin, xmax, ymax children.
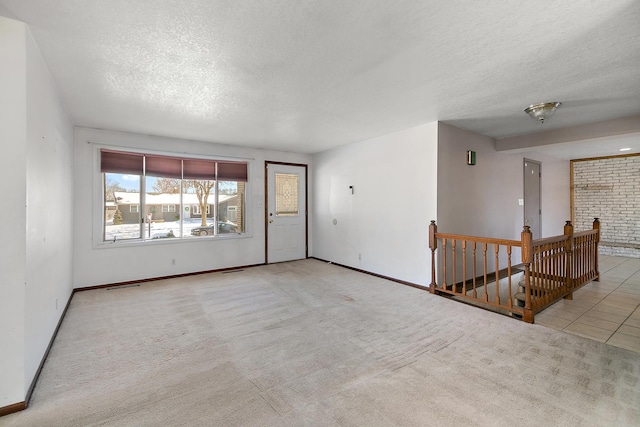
<box><xmin>2</xmin><ymin>259</ymin><xmax>640</xmax><ymax>426</ymax></box>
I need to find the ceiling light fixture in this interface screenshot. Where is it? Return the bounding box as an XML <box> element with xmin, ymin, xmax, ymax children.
<box><xmin>620</xmin><ymin>148</ymin><xmax>631</xmax><ymax>152</ymax></box>
<box><xmin>524</xmin><ymin>102</ymin><xmax>561</xmax><ymax>123</ymax></box>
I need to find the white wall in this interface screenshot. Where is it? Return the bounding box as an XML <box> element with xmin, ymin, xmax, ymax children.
<box><xmin>0</xmin><ymin>16</ymin><xmax>28</xmax><ymax>408</ymax></box>
<box><xmin>437</xmin><ymin>122</ymin><xmax>570</xmax><ymax>241</ymax></box>
<box><xmin>24</xmin><ymin>26</ymin><xmax>75</xmax><ymax>393</ymax></box>
<box><xmin>73</xmin><ymin>127</ymin><xmax>312</xmax><ymax>288</ymax></box>
<box><xmin>312</xmin><ymin>122</ymin><xmax>438</xmax><ymax>286</ymax></box>
<box><xmin>0</xmin><ymin>17</ymin><xmax>74</xmax><ymax>409</ymax></box>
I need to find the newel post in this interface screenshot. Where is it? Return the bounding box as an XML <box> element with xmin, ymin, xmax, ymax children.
<box><xmin>564</xmin><ymin>221</ymin><xmax>574</xmax><ymax>300</ymax></box>
<box><xmin>521</xmin><ymin>225</ymin><xmax>534</xmax><ymax>323</ymax></box>
<box><xmin>593</xmin><ymin>218</ymin><xmax>600</xmax><ymax>281</ymax></box>
<box><xmin>429</xmin><ymin>220</ymin><xmax>437</xmax><ymax>293</ymax></box>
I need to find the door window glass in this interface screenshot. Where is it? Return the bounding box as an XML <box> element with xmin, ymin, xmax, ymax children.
<box><xmin>275</xmin><ymin>173</ymin><xmax>299</xmax><ymax>216</ymax></box>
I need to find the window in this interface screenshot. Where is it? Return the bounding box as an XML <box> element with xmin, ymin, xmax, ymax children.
<box><xmin>101</xmin><ymin>149</ymin><xmax>248</xmax><ymax>242</ymax></box>
<box><xmin>192</xmin><ymin>204</ymin><xmax>211</xmax><ymax>215</ymax></box>
<box><xmin>275</xmin><ymin>173</ymin><xmax>299</xmax><ymax>216</ymax></box>
<box><xmin>226</xmin><ymin>206</ymin><xmax>238</xmax><ymax>222</ymax></box>
<box><xmin>218</xmin><ymin>180</ymin><xmax>245</xmax><ymax>234</ymax></box>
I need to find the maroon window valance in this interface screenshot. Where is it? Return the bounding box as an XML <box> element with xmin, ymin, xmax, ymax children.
<box><xmin>145</xmin><ymin>155</ymin><xmax>182</xmax><ymax>178</ymax></box>
<box><xmin>217</xmin><ymin>162</ymin><xmax>248</xmax><ymax>182</ymax></box>
<box><xmin>100</xmin><ymin>150</ymin><xmax>143</xmax><ymax>174</ymax></box>
<box><xmin>183</xmin><ymin>159</ymin><xmax>216</xmax><ymax>180</ymax></box>
<box><xmin>101</xmin><ymin>149</ymin><xmax>247</xmax><ymax>181</ymax></box>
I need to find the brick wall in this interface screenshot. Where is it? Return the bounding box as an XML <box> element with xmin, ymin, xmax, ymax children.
<box><xmin>572</xmin><ymin>154</ymin><xmax>640</xmax><ymax>258</ymax></box>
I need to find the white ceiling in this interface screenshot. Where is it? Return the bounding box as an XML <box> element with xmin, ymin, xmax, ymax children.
<box><xmin>1</xmin><ymin>0</ymin><xmax>639</xmax><ymax>155</ymax></box>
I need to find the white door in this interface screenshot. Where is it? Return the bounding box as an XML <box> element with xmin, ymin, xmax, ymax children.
<box><xmin>524</xmin><ymin>159</ymin><xmax>542</xmax><ymax>240</ymax></box>
<box><xmin>266</xmin><ymin>163</ymin><xmax>307</xmax><ymax>263</ymax></box>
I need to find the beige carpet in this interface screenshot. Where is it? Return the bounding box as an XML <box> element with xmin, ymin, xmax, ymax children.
<box><xmin>2</xmin><ymin>259</ymin><xmax>639</xmax><ymax>426</ymax></box>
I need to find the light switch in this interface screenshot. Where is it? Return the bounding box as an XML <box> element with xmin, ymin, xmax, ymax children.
<box><xmin>518</xmin><ymin>199</ymin><xmax>524</xmax><ymax>206</ymax></box>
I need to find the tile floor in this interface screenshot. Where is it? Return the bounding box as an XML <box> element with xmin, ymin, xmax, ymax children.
<box><xmin>536</xmin><ymin>255</ymin><xmax>640</xmax><ymax>353</ymax></box>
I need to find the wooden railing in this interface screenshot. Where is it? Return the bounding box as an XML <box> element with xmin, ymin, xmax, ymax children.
<box><xmin>429</xmin><ymin>219</ymin><xmax>600</xmax><ymax>323</ymax></box>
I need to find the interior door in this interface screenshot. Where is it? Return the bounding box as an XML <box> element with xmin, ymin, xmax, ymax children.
<box><xmin>266</xmin><ymin>162</ymin><xmax>307</xmax><ymax>263</ymax></box>
<box><xmin>524</xmin><ymin>159</ymin><xmax>542</xmax><ymax>240</ymax></box>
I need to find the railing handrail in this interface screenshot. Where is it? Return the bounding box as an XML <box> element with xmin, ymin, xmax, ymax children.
<box><xmin>574</xmin><ymin>229</ymin><xmax>599</xmax><ymax>238</ymax></box>
<box><xmin>532</xmin><ymin>235</ymin><xmax>568</xmax><ymax>246</ymax></box>
<box><xmin>434</xmin><ymin>232</ymin><xmax>521</xmax><ymax>247</ymax></box>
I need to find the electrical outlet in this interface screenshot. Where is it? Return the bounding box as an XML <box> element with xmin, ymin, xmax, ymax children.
<box><xmin>171</xmin><ymin>259</ymin><xmax>176</xmax><ymax>265</ymax></box>
<box><xmin>358</xmin><ymin>253</ymin><xmax>362</xmax><ymax>261</ymax></box>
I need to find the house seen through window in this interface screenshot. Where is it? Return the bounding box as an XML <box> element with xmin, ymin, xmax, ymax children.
<box><xmin>102</xmin><ymin>149</ymin><xmax>247</xmax><ymax>242</ymax></box>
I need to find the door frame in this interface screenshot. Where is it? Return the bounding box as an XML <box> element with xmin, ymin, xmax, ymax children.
<box><xmin>523</xmin><ymin>158</ymin><xmax>542</xmax><ymax>239</ymax></box>
<box><xmin>264</xmin><ymin>161</ymin><xmax>309</xmax><ymax>264</ymax></box>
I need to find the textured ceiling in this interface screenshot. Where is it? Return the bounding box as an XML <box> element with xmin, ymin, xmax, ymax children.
<box><xmin>1</xmin><ymin>0</ymin><xmax>639</xmax><ymax>154</ymax></box>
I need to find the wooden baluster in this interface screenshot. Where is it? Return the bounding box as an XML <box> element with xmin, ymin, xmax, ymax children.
<box><xmin>557</xmin><ymin>242</ymin><xmax>562</xmax><ymax>298</ymax></box>
<box><xmin>559</xmin><ymin>243</ymin><xmax>569</xmax><ymax>290</ymax></box>
<box><xmin>531</xmin><ymin>246</ymin><xmax>542</xmax><ymax>308</ymax></box>
<box><xmin>585</xmin><ymin>238</ymin><xmax>588</xmax><ymax>280</ymax></box>
<box><xmin>591</xmin><ymin>235</ymin><xmax>595</xmax><ymax>279</ymax></box>
<box><xmin>559</xmin><ymin>242</ymin><xmax>564</xmax><ymax>296</ymax></box>
<box><xmin>580</xmin><ymin>236</ymin><xmax>585</xmax><ymax>281</ymax></box>
<box><xmin>564</xmin><ymin>221</ymin><xmax>573</xmax><ymax>300</ymax></box>
<box><xmin>429</xmin><ymin>220</ymin><xmax>437</xmax><ymax>293</ymax></box>
<box><xmin>552</xmin><ymin>244</ymin><xmax>557</xmax><ymax>299</ymax></box>
<box><xmin>540</xmin><ymin>249</ymin><xmax>544</xmax><ymax>300</ymax></box>
<box><xmin>472</xmin><ymin>242</ymin><xmax>477</xmax><ymax>299</ymax></box>
<box><xmin>482</xmin><ymin>242</ymin><xmax>488</xmax><ymax>302</ymax></box>
<box><xmin>462</xmin><ymin>240</ymin><xmax>467</xmax><ymax>296</ymax></box>
<box><xmin>547</xmin><ymin>245</ymin><xmax>552</xmax><ymax>303</ymax></box>
<box><xmin>536</xmin><ymin>246</ymin><xmax>542</xmax><ymax>304</ymax></box>
<box><xmin>443</xmin><ymin>239</ymin><xmax>448</xmax><ymax>289</ymax></box>
<box><xmin>586</xmin><ymin>236</ymin><xmax>593</xmax><ymax>278</ymax></box>
<box><xmin>583</xmin><ymin>237</ymin><xmax>587</xmax><ymax>279</ymax></box>
<box><xmin>593</xmin><ymin>218</ymin><xmax>600</xmax><ymax>281</ymax></box>
<box><xmin>586</xmin><ymin>236</ymin><xmax>591</xmax><ymax>280</ymax></box>
<box><xmin>576</xmin><ymin>236</ymin><xmax>581</xmax><ymax>282</ymax></box>
<box><xmin>495</xmin><ymin>244</ymin><xmax>500</xmax><ymax>305</ymax></box>
<box><xmin>538</xmin><ymin>245</ymin><xmax>549</xmax><ymax>304</ymax></box>
<box><xmin>551</xmin><ymin>245</ymin><xmax>555</xmax><ymax>301</ymax></box>
<box><xmin>551</xmin><ymin>245</ymin><xmax>555</xmax><ymax>300</ymax></box>
<box><xmin>507</xmin><ymin>245</ymin><xmax>513</xmax><ymax>308</ymax></box>
<box><xmin>555</xmin><ymin>243</ymin><xmax>559</xmax><ymax>295</ymax></box>
<box><xmin>521</xmin><ymin>226</ymin><xmax>533</xmax><ymax>323</ymax></box>
<box><xmin>548</xmin><ymin>245</ymin><xmax>553</xmax><ymax>303</ymax></box>
<box><xmin>532</xmin><ymin>246</ymin><xmax>537</xmax><ymax>302</ymax></box>
<box><xmin>590</xmin><ymin>234</ymin><xmax>595</xmax><ymax>279</ymax></box>
<box><xmin>452</xmin><ymin>240</ymin><xmax>457</xmax><ymax>293</ymax></box>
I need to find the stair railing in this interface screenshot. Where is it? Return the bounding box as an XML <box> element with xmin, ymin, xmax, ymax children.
<box><xmin>429</xmin><ymin>219</ymin><xmax>600</xmax><ymax>323</ymax></box>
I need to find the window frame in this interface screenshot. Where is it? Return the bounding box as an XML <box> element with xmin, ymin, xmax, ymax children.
<box><xmin>95</xmin><ymin>145</ymin><xmax>250</xmax><ymax>247</ymax></box>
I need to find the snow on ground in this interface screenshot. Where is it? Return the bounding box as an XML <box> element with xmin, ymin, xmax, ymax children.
<box><xmin>105</xmin><ymin>218</ymin><xmax>227</xmax><ymax>241</ymax></box>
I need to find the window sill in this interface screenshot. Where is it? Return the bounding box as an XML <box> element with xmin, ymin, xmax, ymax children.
<box><xmin>94</xmin><ymin>232</ymin><xmax>252</xmax><ymax>249</ymax></box>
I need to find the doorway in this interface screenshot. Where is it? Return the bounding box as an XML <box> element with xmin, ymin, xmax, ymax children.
<box><xmin>265</xmin><ymin>162</ymin><xmax>308</xmax><ymax>263</ymax></box>
<box><xmin>524</xmin><ymin>159</ymin><xmax>542</xmax><ymax>240</ymax></box>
